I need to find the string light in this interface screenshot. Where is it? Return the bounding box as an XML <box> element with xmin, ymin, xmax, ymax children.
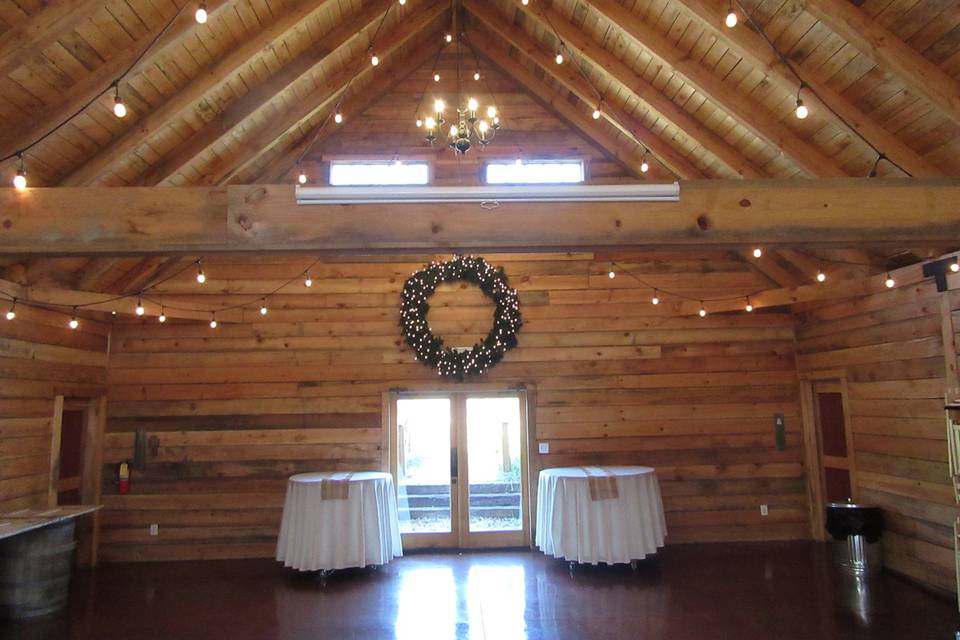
<box><xmin>195</xmin><ymin>2</ymin><xmax>208</xmax><ymax>24</ymax></box>
<box><xmin>112</xmin><ymin>84</ymin><xmax>127</xmax><ymax>118</ymax></box>
<box><xmin>371</xmin><ymin>53</ymin><xmax>380</xmax><ymax>66</ymax></box>
<box><xmin>297</xmin><ymin>164</ymin><xmax>307</xmax><ymax>184</ymax></box>
<box><xmin>434</xmin><ymin>73</ymin><xmax>441</xmax><ymax>82</ymax></box>
<box><xmin>640</xmin><ymin>151</ymin><xmax>649</xmax><ymax>173</ymax></box>
<box><xmin>13</xmin><ymin>154</ymin><xmax>26</xmax><ymax>190</ymax></box>
<box><xmin>745</xmin><ymin>297</ymin><xmax>753</xmax><ymax>312</ymax></box>
<box><xmin>725</xmin><ymin>2</ymin><xmax>738</xmax><ymax>28</ymax></box>
<box><xmin>135</xmin><ymin>295</ymin><xmax>145</xmax><ymax>316</ymax></box>
<box><xmin>399</xmin><ymin>0</ymin><xmax>406</xmax><ymax>4</ymax></box>
<box><xmin>304</xmin><ymin>273</ymin><xmax>313</xmax><ymax>288</ymax></box>
<box><xmin>698</xmin><ymin>302</ymin><xmax>707</xmax><ymax>317</ymax></box>
<box><xmin>474</xmin><ymin>72</ymin><xmax>480</xmax><ymax>81</ymax></box>
<box><xmin>651</xmin><ymin>290</ymin><xmax>659</xmax><ymax>305</ymax></box>
<box><xmin>752</xmin><ymin>247</ymin><xmax>763</xmax><ymax>258</ymax></box>
<box><xmin>522</xmin><ymin>0</ymin><xmax>529</xmax><ymax>5</ymax></box>
<box><xmin>334</xmin><ymin>112</ymin><xmax>343</xmax><ymax>124</ymax></box>
<box><xmin>209</xmin><ymin>313</ymin><xmax>218</xmax><ymax>329</ymax></box>
<box><xmin>816</xmin><ymin>270</ymin><xmax>827</xmax><ymax>283</ymax></box>
<box><xmin>196</xmin><ymin>260</ymin><xmax>206</xmax><ymax>284</ymax></box>
<box><xmin>260</xmin><ymin>299</ymin><xmax>268</xmax><ymax>316</ymax></box>
<box><xmin>608</xmin><ymin>270</ymin><xmax>615</xmax><ymax>279</ymax></box>
<box><xmin>884</xmin><ymin>273</ymin><xmax>895</xmax><ymax>288</ymax></box>
<box><xmin>794</xmin><ymin>82</ymin><xmax>809</xmax><ymax>119</ymax></box>
<box><xmin>445</xmin><ymin>34</ymin><xmax>453</xmax><ymax>43</ymax></box>
<box><xmin>555</xmin><ymin>52</ymin><xmax>564</xmax><ymax>65</ymax></box>
<box><xmin>68</xmin><ymin>309</ymin><xmax>79</xmax><ymax>330</ymax></box>
<box><xmin>158</xmin><ymin>307</ymin><xmax>166</xmax><ymax>323</ymax></box>
<box><xmin>951</xmin><ymin>260</ymin><xmax>960</xmax><ymax>273</ymax></box>
<box><xmin>592</xmin><ymin>106</ymin><xmax>601</xmax><ymax>120</ymax></box>
<box><xmin>5</xmin><ymin>298</ymin><xmax>15</xmax><ymax>321</ymax></box>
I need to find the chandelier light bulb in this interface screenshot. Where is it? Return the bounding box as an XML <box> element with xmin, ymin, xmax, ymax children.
<box><xmin>752</xmin><ymin>247</ymin><xmax>762</xmax><ymax>258</ymax></box>
<box><xmin>816</xmin><ymin>270</ymin><xmax>826</xmax><ymax>282</ymax></box>
<box><xmin>416</xmin><ymin>118</ymin><xmax>423</xmax><ymax>127</ymax></box>
<box><xmin>449</xmin><ymin>124</ymin><xmax>458</xmax><ymax>137</ymax></box>
<box><xmin>795</xmin><ymin>98</ymin><xmax>808</xmax><ymax>119</ymax></box>
<box><xmin>371</xmin><ymin>54</ymin><xmax>379</xmax><ymax>66</ymax></box>
<box><xmin>468</xmin><ymin>97</ymin><xmax>478</xmax><ymax>112</ymax></box>
<box><xmin>478</xmin><ymin>120</ymin><xmax>489</xmax><ymax>133</ymax></box>
<box><xmin>725</xmin><ymin>9</ymin><xmax>737</xmax><ymax>28</ymax></box>
<box><xmin>555</xmin><ymin>52</ymin><xmax>563</xmax><ymax>65</ymax></box>
<box><xmin>884</xmin><ymin>273</ymin><xmax>895</xmax><ymax>288</ymax></box>
<box><xmin>486</xmin><ymin>105</ymin><xmax>497</xmax><ymax>119</ymax></box>
<box><xmin>425</xmin><ymin>116</ymin><xmax>436</xmax><ymax>130</ymax></box>
<box><xmin>334</xmin><ymin>112</ymin><xmax>343</xmax><ymax>124</ymax></box>
<box><xmin>195</xmin><ymin>2</ymin><xmax>207</xmax><ymax>24</ymax></box>
<box><xmin>434</xmin><ymin>98</ymin><xmax>445</xmax><ymax>113</ymax></box>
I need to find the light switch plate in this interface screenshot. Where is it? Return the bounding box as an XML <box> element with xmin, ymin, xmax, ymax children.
<box><xmin>538</xmin><ymin>442</ymin><xmax>550</xmax><ymax>454</ymax></box>
<box><xmin>760</xmin><ymin>505</ymin><xmax>769</xmax><ymax>517</ymax></box>
<box><xmin>149</xmin><ymin>523</ymin><xmax>159</xmax><ymax>536</ymax></box>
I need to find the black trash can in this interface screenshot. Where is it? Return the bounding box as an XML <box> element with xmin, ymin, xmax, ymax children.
<box><xmin>826</xmin><ymin>501</ymin><xmax>883</xmax><ymax>574</ymax></box>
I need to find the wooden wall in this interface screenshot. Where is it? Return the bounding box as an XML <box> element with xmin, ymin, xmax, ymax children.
<box><xmin>795</xmin><ymin>278</ymin><xmax>956</xmax><ymax>592</ymax></box>
<box><xmin>0</xmin><ymin>305</ymin><xmax>108</xmax><ymax>512</ymax></box>
<box><xmin>99</xmin><ymin>252</ymin><xmax>806</xmax><ymax>562</ymax></box>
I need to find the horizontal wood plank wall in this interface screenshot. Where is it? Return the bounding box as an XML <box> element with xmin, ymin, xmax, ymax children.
<box><xmin>0</xmin><ymin>305</ymin><xmax>108</xmax><ymax>512</ymax></box>
<box><xmin>101</xmin><ymin>253</ymin><xmax>806</xmax><ymax>562</ymax></box>
<box><xmin>795</xmin><ymin>280</ymin><xmax>954</xmax><ymax>592</ymax></box>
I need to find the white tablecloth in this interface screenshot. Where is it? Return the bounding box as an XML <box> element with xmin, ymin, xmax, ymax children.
<box><xmin>536</xmin><ymin>466</ymin><xmax>666</xmax><ymax>564</ymax></box>
<box><xmin>276</xmin><ymin>471</ymin><xmax>403</xmax><ymax>571</ymax></box>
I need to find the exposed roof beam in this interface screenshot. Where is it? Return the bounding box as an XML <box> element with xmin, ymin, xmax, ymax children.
<box><xmin>74</xmin><ymin>258</ymin><xmax>124</xmax><ymax>291</ymax></box>
<box><xmin>250</xmin><ymin>43</ymin><xmax>446</xmax><ymax>184</ymax></box>
<box><xmin>466</xmin><ymin>9</ymin><xmax>703</xmax><ymax>179</ymax></box>
<box><xmin>503</xmin><ymin>0</ymin><xmax>766</xmax><ymax>179</ymax></box>
<box><xmin>673</xmin><ymin>0</ymin><xmax>942</xmax><ymax>178</ymax></box>
<box><xmin>214</xmin><ymin>3</ymin><xmax>449</xmax><ymax>185</ymax></box>
<box><xmin>2</xmin><ymin>179</ymin><xmax>958</xmax><ymax>255</ymax></box>
<box><xmin>583</xmin><ymin>0</ymin><xmax>848</xmax><ymax>178</ymax></box>
<box><xmin>137</xmin><ymin>0</ymin><xmax>394</xmax><ymax>186</ymax></box>
<box><xmin>59</xmin><ymin>0</ymin><xmax>342</xmax><ymax>186</ymax></box>
<box><xmin>738</xmin><ymin>251</ymin><xmax>805</xmax><ymax>289</ymax></box>
<box><xmin>801</xmin><ymin>0</ymin><xmax>960</xmax><ymax>128</ymax></box>
<box><xmin>0</xmin><ymin>0</ymin><xmax>103</xmax><ymax>80</ymax></box>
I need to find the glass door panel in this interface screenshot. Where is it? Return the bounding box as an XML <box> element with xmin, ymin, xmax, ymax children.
<box><xmin>465</xmin><ymin>396</ymin><xmax>523</xmax><ymax>534</ymax></box>
<box><xmin>396</xmin><ymin>397</ymin><xmax>454</xmax><ymax>537</ymax></box>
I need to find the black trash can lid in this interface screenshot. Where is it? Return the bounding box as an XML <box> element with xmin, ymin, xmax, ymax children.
<box><xmin>825</xmin><ymin>501</ymin><xmax>883</xmax><ymax>543</ymax></box>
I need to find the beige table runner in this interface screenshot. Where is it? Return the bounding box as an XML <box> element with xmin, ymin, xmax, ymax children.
<box><xmin>582</xmin><ymin>466</ymin><xmax>619</xmax><ymax>500</ymax></box>
<box><xmin>320</xmin><ymin>473</ymin><xmax>353</xmax><ymax>500</ymax></box>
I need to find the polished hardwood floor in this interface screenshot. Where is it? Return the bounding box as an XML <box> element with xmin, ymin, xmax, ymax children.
<box><xmin>2</xmin><ymin>541</ymin><xmax>956</xmax><ymax>639</ymax></box>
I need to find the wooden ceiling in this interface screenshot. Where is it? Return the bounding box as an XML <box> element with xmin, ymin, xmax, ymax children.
<box><xmin>0</xmin><ymin>0</ymin><xmax>958</xmax><ymax>295</ymax></box>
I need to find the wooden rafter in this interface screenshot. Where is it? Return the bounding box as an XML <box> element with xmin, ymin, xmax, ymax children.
<box><xmin>467</xmin><ymin>9</ymin><xmax>702</xmax><ymax>180</ymax></box>
<box><xmin>673</xmin><ymin>0</ymin><xmax>943</xmax><ymax>178</ymax></box>
<box><xmin>0</xmin><ymin>0</ymin><xmax>105</xmax><ymax>80</ymax></box>
<box><xmin>583</xmin><ymin>0</ymin><xmax>848</xmax><ymax>178</ymax></box>
<box><xmin>503</xmin><ymin>0</ymin><xmax>767</xmax><ymax>179</ymax></box>
<box><xmin>213</xmin><ymin>3</ymin><xmax>450</xmax><ymax>186</ymax></box>
<box><xmin>1</xmin><ymin>179</ymin><xmax>958</xmax><ymax>255</ymax></box>
<box><xmin>250</xmin><ymin>41</ymin><xmax>447</xmax><ymax>185</ymax></box>
<box><xmin>801</xmin><ymin>0</ymin><xmax>960</xmax><ymax>128</ymax></box>
<box><xmin>137</xmin><ymin>0</ymin><xmax>395</xmax><ymax>186</ymax></box>
<box><xmin>59</xmin><ymin>0</ymin><xmax>344</xmax><ymax>187</ymax></box>
<box><xmin>738</xmin><ymin>251</ymin><xmax>805</xmax><ymax>289</ymax></box>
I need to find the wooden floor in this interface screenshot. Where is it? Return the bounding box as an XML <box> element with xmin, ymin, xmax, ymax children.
<box><xmin>3</xmin><ymin>542</ymin><xmax>957</xmax><ymax>639</ymax></box>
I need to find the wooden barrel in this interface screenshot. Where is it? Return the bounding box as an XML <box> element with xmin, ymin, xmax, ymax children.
<box><xmin>0</xmin><ymin>520</ymin><xmax>76</xmax><ymax>619</ymax></box>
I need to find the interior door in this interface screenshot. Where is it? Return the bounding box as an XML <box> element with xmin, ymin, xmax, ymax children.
<box><xmin>391</xmin><ymin>390</ymin><xmax>528</xmax><ymax>549</ymax></box>
<box><xmin>813</xmin><ymin>381</ymin><xmax>856</xmax><ymax>503</ymax></box>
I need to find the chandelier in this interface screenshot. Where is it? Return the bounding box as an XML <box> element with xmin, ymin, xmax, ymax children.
<box><xmin>416</xmin><ymin>1</ymin><xmax>500</xmax><ymax>155</ymax></box>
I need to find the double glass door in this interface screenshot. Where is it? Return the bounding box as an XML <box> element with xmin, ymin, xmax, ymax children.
<box><xmin>390</xmin><ymin>391</ymin><xmax>528</xmax><ymax>549</ymax></box>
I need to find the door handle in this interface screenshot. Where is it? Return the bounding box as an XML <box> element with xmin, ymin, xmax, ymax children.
<box><xmin>450</xmin><ymin>447</ymin><xmax>458</xmax><ymax>482</ymax></box>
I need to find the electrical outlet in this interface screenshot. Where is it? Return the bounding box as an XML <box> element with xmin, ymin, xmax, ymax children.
<box><xmin>759</xmin><ymin>505</ymin><xmax>769</xmax><ymax>517</ymax></box>
<box><xmin>538</xmin><ymin>442</ymin><xmax>550</xmax><ymax>454</ymax></box>
<box><xmin>149</xmin><ymin>523</ymin><xmax>159</xmax><ymax>536</ymax></box>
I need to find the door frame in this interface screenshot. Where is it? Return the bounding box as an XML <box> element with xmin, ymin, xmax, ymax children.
<box><xmin>49</xmin><ymin>395</ymin><xmax>106</xmax><ymax>567</ymax></box>
<box><xmin>384</xmin><ymin>384</ymin><xmax>532</xmax><ymax>550</ymax></box>
<box><xmin>798</xmin><ymin>371</ymin><xmax>857</xmax><ymax>541</ymax></box>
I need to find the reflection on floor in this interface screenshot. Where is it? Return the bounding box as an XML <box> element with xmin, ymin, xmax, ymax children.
<box><xmin>3</xmin><ymin>541</ymin><xmax>957</xmax><ymax>640</ymax></box>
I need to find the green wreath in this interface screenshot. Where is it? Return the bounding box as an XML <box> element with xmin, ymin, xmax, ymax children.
<box><xmin>400</xmin><ymin>255</ymin><xmax>522</xmax><ymax>378</ymax></box>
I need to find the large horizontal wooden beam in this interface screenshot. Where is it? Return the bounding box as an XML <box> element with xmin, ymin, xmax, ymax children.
<box><xmin>0</xmin><ymin>179</ymin><xmax>958</xmax><ymax>255</ymax></box>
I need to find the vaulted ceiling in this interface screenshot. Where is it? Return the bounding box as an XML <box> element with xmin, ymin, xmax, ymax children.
<box><xmin>0</xmin><ymin>0</ymin><xmax>958</xmax><ymax>294</ymax></box>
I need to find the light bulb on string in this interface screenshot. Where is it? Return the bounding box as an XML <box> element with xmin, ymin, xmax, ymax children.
<box><xmin>651</xmin><ymin>290</ymin><xmax>659</xmax><ymax>306</ymax></box>
<box><xmin>816</xmin><ymin>270</ymin><xmax>826</xmax><ymax>283</ymax></box>
<box><xmin>698</xmin><ymin>302</ymin><xmax>707</xmax><ymax>318</ymax></box>
<box><xmin>640</xmin><ymin>151</ymin><xmax>649</xmax><ymax>173</ymax></box>
<box><xmin>951</xmin><ymin>260</ymin><xmax>960</xmax><ymax>273</ymax></box>
<box><xmin>884</xmin><ymin>273</ymin><xmax>895</xmax><ymax>288</ymax></box>
<box><xmin>445</xmin><ymin>34</ymin><xmax>453</xmax><ymax>43</ymax></box>
<box><xmin>371</xmin><ymin>53</ymin><xmax>379</xmax><ymax>66</ymax></box>
<box><xmin>592</xmin><ymin>106</ymin><xmax>601</xmax><ymax>120</ymax></box>
<box><xmin>725</xmin><ymin>2</ymin><xmax>737</xmax><ymax>28</ymax></box>
<box><xmin>745</xmin><ymin>297</ymin><xmax>753</xmax><ymax>312</ymax></box>
<box><xmin>298</xmin><ymin>170</ymin><xmax>307</xmax><ymax>184</ymax></box>
<box><xmin>135</xmin><ymin>295</ymin><xmax>145</xmax><ymax>316</ymax></box>
<box><xmin>399</xmin><ymin>0</ymin><xmax>406</xmax><ymax>4</ymax></box>
<box><xmin>474</xmin><ymin>72</ymin><xmax>480</xmax><ymax>81</ymax></box>
<box><xmin>5</xmin><ymin>298</ymin><xmax>15</xmax><ymax>321</ymax></box>
<box><xmin>608</xmin><ymin>270</ymin><xmax>615</xmax><ymax>279</ymax></box>
<box><xmin>555</xmin><ymin>52</ymin><xmax>563</xmax><ymax>65</ymax></box>
<box><xmin>209</xmin><ymin>313</ymin><xmax>218</xmax><ymax>329</ymax></box>
<box><xmin>334</xmin><ymin>112</ymin><xmax>343</xmax><ymax>124</ymax></box>
<box><xmin>196</xmin><ymin>260</ymin><xmax>206</xmax><ymax>284</ymax></box>
<box><xmin>522</xmin><ymin>0</ymin><xmax>529</xmax><ymax>5</ymax></box>
<box><xmin>195</xmin><ymin>2</ymin><xmax>208</xmax><ymax>24</ymax></box>
<box><xmin>112</xmin><ymin>84</ymin><xmax>127</xmax><ymax>118</ymax></box>
<box><xmin>304</xmin><ymin>273</ymin><xmax>313</xmax><ymax>288</ymax></box>
<box><xmin>794</xmin><ymin>82</ymin><xmax>809</xmax><ymax>119</ymax></box>
<box><xmin>416</xmin><ymin>118</ymin><xmax>423</xmax><ymax>127</ymax></box>
<box><xmin>434</xmin><ymin>73</ymin><xmax>441</xmax><ymax>82</ymax></box>
<box><xmin>752</xmin><ymin>247</ymin><xmax>762</xmax><ymax>258</ymax></box>
<box><xmin>158</xmin><ymin>307</ymin><xmax>166</xmax><ymax>323</ymax></box>
<box><xmin>69</xmin><ymin>309</ymin><xmax>79</xmax><ymax>330</ymax></box>
<box><xmin>260</xmin><ymin>299</ymin><xmax>268</xmax><ymax>316</ymax></box>
<box><xmin>13</xmin><ymin>154</ymin><xmax>26</xmax><ymax>190</ymax></box>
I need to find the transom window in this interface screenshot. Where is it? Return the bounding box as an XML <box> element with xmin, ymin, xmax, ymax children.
<box><xmin>329</xmin><ymin>161</ymin><xmax>430</xmax><ymax>186</ymax></box>
<box><xmin>484</xmin><ymin>159</ymin><xmax>584</xmax><ymax>184</ymax></box>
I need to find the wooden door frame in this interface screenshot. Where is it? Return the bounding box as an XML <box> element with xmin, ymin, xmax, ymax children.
<box><xmin>49</xmin><ymin>394</ymin><xmax>106</xmax><ymax>567</ymax></box>
<box><xmin>383</xmin><ymin>384</ymin><xmax>532</xmax><ymax>550</ymax></box>
<box><xmin>798</xmin><ymin>371</ymin><xmax>857</xmax><ymax>542</ymax></box>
